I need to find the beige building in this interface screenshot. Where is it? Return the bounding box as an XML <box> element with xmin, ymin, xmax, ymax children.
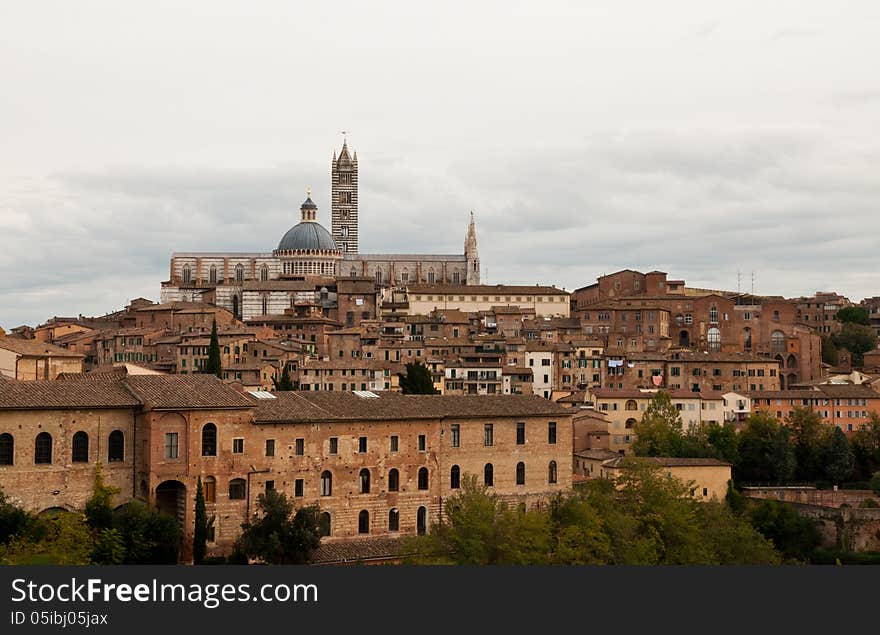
<box><xmin>587</xmin><ymin>456</ymin><xmax>732</xmax><ymax>502</ymax></box>
<box><xmin>0</xmin><ymin>336</ymin><xmax>85</xmax><ymax>380</ymax></box>
<box><xmin>407</xmin><ymin>284</ymin><xmax>571</xmax><ymax>318</ymax></box>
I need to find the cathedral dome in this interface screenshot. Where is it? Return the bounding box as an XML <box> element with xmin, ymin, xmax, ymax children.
<box><xmin>277</xmin><ymin>221</ymin><xmax>338</xmax><ymax>252</ymax></box>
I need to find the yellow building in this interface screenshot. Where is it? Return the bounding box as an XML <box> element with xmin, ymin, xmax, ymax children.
<box><xmin>594</xmin><ymin>456</ymin><xmax>731</xmax><ymax>502</ymax></box>
<box><xmin>407</xmin><ymin>284</ymin><xmax>571</xmax><ymax>318</ymax></box>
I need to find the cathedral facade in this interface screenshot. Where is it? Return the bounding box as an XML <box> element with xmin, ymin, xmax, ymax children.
<box><xmin>160</xmin><ymin>140</ymin><xmax>480</xmax><ymax>321</ymax></box>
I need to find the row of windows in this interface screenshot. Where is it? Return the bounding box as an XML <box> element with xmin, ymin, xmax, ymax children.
<box><xmin>0</xmin><ymin>431</ymin><xmax>124</xmax><ymax>466</ymax></box>
<box><xmin>181</xmin><ymin>263</ymin><xmax>270</xmax><ymax>284</ymax></box>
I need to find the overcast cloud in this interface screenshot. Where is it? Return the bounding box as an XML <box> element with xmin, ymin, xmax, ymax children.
<box><xmin>2</xmin><ymin>1</ymin><xmax>879</xmax><ymax>329</ymax></box>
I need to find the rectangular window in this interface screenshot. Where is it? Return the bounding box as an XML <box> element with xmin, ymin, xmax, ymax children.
<box><xmin>484</xmin><ymin>424</ymin><xmax>494</xmax><ymax>447</ymax></box>
<box><xmin>232</xmin><ymin>438</ymin><xmax>244</xmax><ymax>454</ymax></box>
<box><xmin>390</xmin><ymin>435</ymin><xmax>399</xmax><ymax>452</ymax></box>
<box><xmin>329</xmin><ymin>437</ymin><xmax>338</xmax><ymax>454</ymax></box>
<box><xmin>164</xmin><ymin>433</ymin><xmax>179</xmax><ymax>459</ymax></box>
<box><xmin>265</xmin><ymin>439</ymin><xmax>275</xmax><ymax>457</ymax></box>
<box><xmin>265</xmin><ymin>480</ymin><xmax>275</xmax><ymax>492</ymax></box>
<box><xmin>295</xmin><ymin>438</ymin><xmax>304</xmax><ymax>456</ymax></box>
<box><xmin>295</xmin><ymin>479</ymin><xmax>304</xmax><ymax>497</ymax></box>
<box><xmin>516</xmin><ymin>422</ymin><xmax>525</xmax><ymax>445</ymax></box>
<box><xmin>418</xmin><ymin>434</ymin><xmax>426</xmax><ymax>452</ymax></box>
<box><xmin>548</xmin><ymin>421</ymin><xmax>557</xmax><ymax>445</ymax></box>
<box><xmin>358</xmin><ymin>436</ymin><xmax>367</xmax><ymax>453</ymax></box>
<box><xmin>451</xmin><ymin>424</ymin><xmax>460</xmax><ymax>448</ymax></box>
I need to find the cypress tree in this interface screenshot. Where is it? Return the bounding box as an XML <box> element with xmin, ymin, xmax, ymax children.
<box><xmin>193</xmin><ymin>476</ymin><xmax>207</xmax><ymax>564</ymax></box>
<box><xmin>206</xmin><ymin>318</ymin><xmax>223</xmax><ymax>379</ymax></box>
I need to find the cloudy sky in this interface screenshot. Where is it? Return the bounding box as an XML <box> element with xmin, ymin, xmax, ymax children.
<box><xmin>2</xmin><ymin>1</ymin><xmax>879</xmax><ymax>329</ymax></box>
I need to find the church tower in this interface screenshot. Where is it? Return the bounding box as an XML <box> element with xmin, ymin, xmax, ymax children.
<box><xmin>465</xmin><ymin>211</ymin><xmax>480</xmax><ymax>285</ymax></box>
<box><xmin>331</xmin><ymin>137</ymin><xmax>358</xmax><ymax>254</ymax></box>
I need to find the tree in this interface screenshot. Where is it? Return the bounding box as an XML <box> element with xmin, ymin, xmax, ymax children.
<box><xmin>748</xmin><ymin>499</ymin><xmax>820</xmax><ymax>562</ymax></box>
<box><xmin>787</xmin><ymin>408</ymin><xmax>827</xmax><ymax>482</ymax></box>
<box><xmin>831</xmin><ymin>323</ymin><xmax>877</xmax><ymax>367</ymax></box>
<box><xmin>736</xmin><ymin>413</ymin><xmax>795</xmax><ymax>484</ymax></box>
<box><xmin>84</xmin><ymin>463</ymin><xmax>119</xmax><ymax>531</ymax></box>
<box><xmin>821</xmin><ymin>336</ymin><xmax>839</xmax><ymax>366</ymax></box>
<box><xmin>0</xmin><ymin>487</ymin><xmax>30</xmax><ymax>545</ymax></box>
<box><xmin>398</xmin><ymin>361</ymin><xmax>439</xmax><ymax>394</ymax></box>
<box><xmin>112</xmin><ymin>501</ymin><xmax>180</xmax><ymax>564</ymax></box>
<box><xmin>205</xmin><ymin>318</ymin><xmax>223</xmax><ymax>379</ymax></box>
<box><xmin>851</xmin><ymin>414</ymin><xmax>880</xmax><ymax>480</ymax></box>
<box><xmin>835</xmin><ymin>306</ymin><xmax>871</xmax><ymax>326</ymax></box>
<box><xmin>705</xmin><ymin>422</ymin><xmax>740</xmax><ymax>465</ymax></box>
<box><xmin>632</xmin><ymin>391</ymin><xmax>686</xmax><ymax>457</ymax></box>
<box><xmin>824</xmin><ymin>426</ymin><xmax>854</xmax><ymax>485</ymax></box>
<box><xmin>870</xmin><ymin>472</ymin><xmax>880</xmax><ymax>496</ymax></box>
<box><xmin>272</xmin><ymin>365</ymin><xmax>295</xmax><ymax>391</ymax></box>
<box><xmin>0</xmin><ymin>512</ymin><xmax>93</xmax><ymax>565</ymax></box>
<box><xmin>193</xmin><ymin>477</ymin><xmax>208</xmax><ymax>565</ymax></box>
<box><xmin>236</xmin><ymin>490</ymin><xmax>322</xmax><ymax>564</ymax></box>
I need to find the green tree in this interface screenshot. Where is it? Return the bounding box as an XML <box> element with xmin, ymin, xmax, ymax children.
<box><xmin>91</xmin><ymin>528</ymin><xmax>125</xmax><ymax>564</ymax></box>
<box><xmin>236</xmin><ymin>490</ymin><xmax>322</xmax><ymax>564</ymax></box>
<box><xmin>272</xmin><ymin>365</ymin><xmax>296</xmax><ymax>391</ymax></box>
<box><xmin>824</xmin><ymin>426</ymin><xmax>854</xmax><ymax>485</ymax></box>
<box><xmin>113</xmin><ymin>501</ymin><xmax>180</xmax><ymax>564</ymax></box>
<box><xmin>549</xmin><ymin>493</ymin><xmax>612</xmax><ymax>565</ymax></box>
<box><xmin>748</xmin><ymin>498</ymin><xmax>820</xmax><ymax>562</ymax></box>
<box><xmin>84</xmin><ymin>463</ymin><xmax>119</xmax><ymax>531</ymax></box>
<box><xmin>398</xmin><ymin>361</ymin><xmax>439</xmax><ymax>394</ymax></box>
<box><xmin>705</xmin><ymin>422</ymin><xmax>740</xmax><ymax>465</ymax></box>
<box><xmin>411</xmin><ymin>475</ymin><xmax>551</xmax><ymax>564</ymax></box>
<box><xmin>736</xmin><ymin>413</ymin><xmax>795</xmax><ymax>484</ymax></box>
<box><xmin>821</xmin><ymin>336</ymin><xmax>839</xmax><ymax>366</ymax></box>
<box><xmin>851</xmin><ymin>414</ymin><xmax>880</xmax><ymax>480</ymax></box>
<box><xmin>205</xmin><ymin>318</ymin><xmax>223</xmax><ymax>379</ymax></box>
<box><xmin>835</xmin><ymin>306</ymin><xmax>871</xmax><ymax>326</ymax></box>
<box><xmin>632</xmin><ymin>391</ymin><xmax>686</xmax><ymax>457</ymax></box>
<box><xmin>0</xmin><ymin>512</ymin><xmax>93</xmax><ymax>565</ymax></box>
<box><xmin>831</xmin><ymin>323</ymin><xmax>877</xmax><ymax>367</ymax></box>
<box><xmin>0</xmin><ymin>486</ymin><xmax>30</xmax><ymax>545</ymax></box>
<box><xmin>870</xmin><ymin>472</ymin><xmax>880</xmax><ymax>496</ymax></box>
<box><xmin>193</xmin><ymin>477</ymin><xmax>208</xmax><ymax>565</ymax></box>
<box><xmin>787</xmin><ymin>408</ymin><xmax>827</xmax><ymax>482</ymax></box>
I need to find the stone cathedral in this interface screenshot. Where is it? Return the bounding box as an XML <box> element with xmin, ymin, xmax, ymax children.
<box><xmin>160</xmin><ymin>139</ymin><xmax>480</xmax><ymax>320</ymax></box>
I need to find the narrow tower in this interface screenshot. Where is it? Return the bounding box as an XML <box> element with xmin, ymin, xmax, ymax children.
<box><xmin>331</xmin><ymin>135</ymin><xmax>358</xmax><ymax>254</ymax></box>
<box><xmin>465</xmin><ymin>211</ymin><xmax>480</xmax><ymax>285</ymax></box>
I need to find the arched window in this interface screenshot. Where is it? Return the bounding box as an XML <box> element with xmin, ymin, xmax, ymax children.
<box><xmin>388</xmin><ymin>468</ymin><xmax>399</xmax><ymax>492</ymax></box>
<box><xmin>260</xmin><ymin>265</ymin><xmax>268</xmax><ymax>281</ymax></box>
<box><xmin>228</xmin><ymin>478</ymin><xmax>246</xmax><ymax>500</ymax></box>
<box><xmin>0</xmin><ymin>433</ymin><xmax>13</xmax><ymax>465</ymax></box>
<box><xmin>201</xmin><ymin>423</ymin><xmax>217</xmax><ymax>457</ymax></box>
<box><xmin>359</xmin><ymin>468</ymin><xmax>371</xmax><ymax>494</ymax></box>
<box><xmin>209</xmin><ymin>265</ymin><xmax>217</xmax><ymax>284</ymax></box>
<box><xmin>417</xmin><ymin>506</ymin><xmax>427</xmax><ymax>535</ymax></box>
<box><xmin>743</xmin><ymin>327</ymin><xmax>752</xmax><ymax>351</ymax></box>
<box><xmin>375</xmin><ymin>270</ymin><xmax>383</xmax><ymax>285</ymax></box>
<box><xmin>71</xmin><ymin>431</ymin><xmax>89</xmax><ymax>463</ymax></box>
<box><xmin>516</xmin><ymin>461</ymin><xmax>525</xmax><ymax>485</ymax></box>
<box><xmin>707</xmin><ymin>327</ymin><xmax>721</xmax><ymax>351</ymax></box>
<box><xmin>34</xmin><ymin>432</ymin><xmax>52</xmax><ymax>465</ymax></box>
<box><xmin>484</xmin><ymin>463</ymin><xmax>494</xmax><ymax>487</ymax></box>
<box><xmin>349</xmin><ymin>266</ymin><xmax>357</xmax><ymax>277</ymax></box>
<box><xmin>182</xmin><ymin>264</ymin><xmax>192</xmax><ymax>284</ymax></box>
<box><xmin>235</xmin><ymin>263</ymin><xmax>244</xmax><ymax>283</ymax></box>
<box><xmin>108</xmin><ymin>430</ymin><xmax>124</xmax><ymax>462</ymax></box>
<box><xmin>358</xmin><ymin>510</ymin><xmax>370</xmax><ymax>534</ymax></box>
<box><xmin>625</xmin><ymin>400</ymin><xmax>638</xmax><ymax>411</ymax></box>
<box><xmin>262</xmin><ymin>295</ymin><xmax>268</xmax><ymax>316</ymax></box>
<box><xmin>204</xmin><ymin>476</ymin><xmax>216</xmax><ymax>503</ymax></box>
<box><xmin>232</xmin><ymin>295</ymin><xmax>240</xmax><ymax>319</ymax></box>
<box><xmin>771</xmin><ymin>330</ymin><xmax>786</xmax><ymax>353</ymax></box>
<box><xmin>625</xmin><ymin>418</ymin><xmax>637</xmax><ymax>430</ymax></box>
<box><xmin>428</xmin><ymin>269</ymin><xmax>435</xmax><ymax>284</ymax></box>
<box><xmin>418</xmin><ymin>467</ymin><xmax>428</xmax><ymax>490</ymax></box>
<box><xmin>320</xmin><ymin>471</ymin><xmax>332</xmax><ymax>496</ymax></box>
<box><xmin>549</xmin><ymin>461</ymin><xmax>558</xmax><ymax>484</ymax></box>
<box><xmin>450</xmin><ymin>465</ymin><xmax>461</xmax><ymax>489</ymax></box>
<box><xmin>319</xmin><ymin>512</ymin><xmax>331</xmax><ymax>537</ymax></box>
<box><xmin>388</xmin><ymin>508</ymin><xmax>399</xmax><ymax>532</ymax></box>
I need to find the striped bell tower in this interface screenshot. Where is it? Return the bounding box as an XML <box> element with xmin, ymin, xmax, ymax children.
<box><xmin>331</xmin><ymin>134</ymin><xmax>358</xmax><ymax>254</ymax></box>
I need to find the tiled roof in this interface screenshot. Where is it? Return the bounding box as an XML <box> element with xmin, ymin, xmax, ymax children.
<box><xmin>0</xmin><ymin>337</ymin><xmax>85</xmax><ymax>358</ymax></box>
<box><xmin>123</xmin><ymin>375</ymin><xmax>255</xmax><ymax>410</ymax></box>
<box><xmin>0</xmin><ymin>378</ymin><xmax>141</xmax><ymax>409</ymax></box>
<box><xmin>312</xmin><ymin>538</ymin><xmax>410</xmax><ymax>564</ymax></box>
<box><xmin>602</xmin><ymin>456</ymin><xmax>731</xmax><ymax>469</ymax></box>
<box><xmin>254</xmin><ymin>391</ymin><xmax>570</xmax><ymax>423</ymax></box>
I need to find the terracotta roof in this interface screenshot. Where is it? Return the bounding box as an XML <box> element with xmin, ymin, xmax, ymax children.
<box><xmin>591</xmin><ymin>388</ymin><xmax>724</xmax><ymax>400</ymax></box>
<box><xmin>0</xmin><ymin>378</ymin><xmax>141</xmax><ymax>409</ymax></box>
<box><xmin>123</xmin><ymin>375</ymin><xmax>255</xmax><ymax>410</ymax></box>
<box><xmin>575</xmin><ymin>449</ymin><xmax>619</xmax><ymax>461</ymax></box>
<box><xmin>254</xmin><ymin>391</ymin><xmax>570</xmax><ymax>423</ymax></box>
<box><xmin>557</xmin><ymin>390</ymin><xmax>587</xmax><ymax>403</ymax></box>
<box><xmin>0</xmin><ymin>337</ymin><xmax>84</xmax><ymax>358</ymax></box>
<box><xmin>312</xmin><ymin>537</ymin><xmax>409</xmax><ymax>564</ymax></box>
<box><xmin>602</xmin><ymin>456</ymin><xmax>731</xmax><ymax>469</ymax></box>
